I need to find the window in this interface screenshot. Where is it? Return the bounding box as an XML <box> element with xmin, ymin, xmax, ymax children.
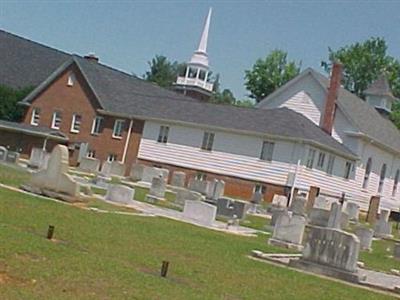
<box><xmin>86</xmin><ymin>150</ymin><xmax>96</xmax><ymax>158</ymax></box>
<box><xmin>107</xmin><ymin>154</ymin><xmax>117</xmax><ymax>162</ymax></box>
<box><xmin>198</xmin><ymin>69</ymin><xmax>206</xmax><ymax>80</ymax></box>
<box><xmin>393</xmin><ymin>169</ymin><xmax>400</xmax><ymax>197</ymax></box>
<box><xmin>188</xmin><ymin>67</ymin><xmax>197</xmax><ymax>78</ymax></box>
<box><xmin>254</xmin><ymin>184</ymin><xmax>266</xmax><ymax>194</ymax></box>
<box><xmin>112</xmin><ymin>119</ymin><xmax>125</xmax><ymax>138</ymax></box>
<box><xmin>378</xmin><ymin>163</ymin><xmax>387</xmax><ymax>193</ymax></box>
<box><xmin>91</xmin><ymin>116</ymin><xmax>103</xmax><ymax>135</ymax></box>
<box><xmin>30</xmin><ymin>108</ymin><xmax>40</xmax><ymax>126</ymax></box>
<box><xmin>306</xmin><ymin>148</ymin><xmax>316</xmax><ymax>169</ymax></box>
<box><xmin>317</xmin><ymin>152</ymin><xmax>326</xmax><ymax>169</ymax></box>
<box><xmin>157</xmin><ymin>126</ymin><xmax>169</xmax><ymax>143</ymax></box>
<box><xmin>260</xmin><ymin>141</ymin><xmax>275</xmax><ymax>161</ymax></box>
<box><xmin>67</xmin><ymin>73</ymin><xmax>75</xmax><ymax>86</ymax></box>
<box><xmin>327</xmin><ymin>154</ymin><xmax>335</xmax><ymax>175</ymax></box>
<box><xmin>344</xmin><ymin>161</ymin><xmax>353</xmax><ymax>179</ymax></box>
<box><xmin>195</xmin><ymin>173</ymin><xmax>207</xmax><ymax>181</ymax></box>
<box><xmin>362</xmin><ymin>157</ymin><xmax>372</xmax><ymax>189</ymax></box>
<box><xmin>51</xmin><ymin>111</ymin><xmax>62</xmax><ymax>129</ymax></box>
<box><xmin>201</xmin><ymin>132</ymin><xmax>215</xmax><ymax>151</ymax></box>
<box><xmin>70</xmin><ymin>114</ymin><xmax>82</xmax><ymax>133</ymax></box>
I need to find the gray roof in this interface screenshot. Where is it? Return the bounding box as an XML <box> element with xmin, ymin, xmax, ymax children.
<box><xmin>364</xmin><ymin>74</ymin><xmax>397</xmax><ymax>100</ymax></box>
<box><xmin>0</xmin><ymin>120</ymin><xmax>68</xmax><ymax>140</ymax></box>
<box><xmin>22</xmin><ymin>56</ymin><xmax>356</xmax><ymax>158</ymax></box>
<box><xmin>0</xmin><ymin>29</ymin><xmax>70</xmax><ymax>89</ymax></box>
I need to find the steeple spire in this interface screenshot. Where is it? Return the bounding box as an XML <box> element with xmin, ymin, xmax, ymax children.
<box><xmin>197</xmin><ymin>7</ymin><xmax>212</xmax><ymax>54</ymax></box>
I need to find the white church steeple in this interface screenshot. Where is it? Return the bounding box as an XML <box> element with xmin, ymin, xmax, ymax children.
<box><xmin>174</xmin><ymin>8</ymin><xmax>214</xmax><ymax>101</ymax></box>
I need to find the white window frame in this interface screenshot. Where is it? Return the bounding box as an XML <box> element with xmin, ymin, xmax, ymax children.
<box><xmin>107</xmin><ymin>153</ymin><xmax>117</xmax><ymax>162</ymax></box>
<box><xmin>195</xmin><ymin>173</ymin><xmax>207</xmax><ymax>181</ymax></box>
<box><xmin>254</xmin><ymin>184</ymin><xmax>266</xmax><ymax>194</ymax></box>
<box><xmin>70</xmin><ymin>114</ymin><xmax>82</xmax><ymax>133</ymax></box>
<box><xmin>317</xmin><ymin>152</ymin><xmax>326</xmax><ymax>169</ymax></box>
<box><xmin>306</xmin><ymin>148</ymin><xmax>316</xmax><ymax>169</ymax></box>
<box><xmin>157</xmin><ymin>125</ymin><xmax>170</xmax><ymax>144</ymax></box>
<box><xmin>344</xmin><ymin>161</ymin><xmax>353</xmax><ymax>179</ymax></box>
<box><xmin>326</xmin><ymin>154</ymin><xmax>335</xmax><ymax>175</ymax></box>
<box><xmin>112</xmin><ymin>119</ymin><xmax>125</xmax><ymax>138</ymax></box>
<box><xmin>86</xmin><ymin>150</ymin><xmax>96</xmax><ymax>158</ymax></box>
<box><xmin>260</xmin><ymin>141</ymin><xmax>275</xmax><ymax>161</ymax></box>
<box><xmin>362</xmin><ymin>157</ymin><xmax>372</xmax><ymax>189</ymax></box>
<box><xmin>51</xmin><ymin>111</ymin><xmax>62</xmax><ymax>130</ymax></box>
<box><xmin>30</xmin><ymin>108</ymin><xmax>40</xmax><ymax>126</ymax></box>
<box><xmin>201</xmin><ymin>132</ymin><xmax>215</xmax><ymax>151</ymax></box>
<box><xmin>91</xmin><ymin>116</ymin><xmax>103</xmax><ymax>135</ymax></box>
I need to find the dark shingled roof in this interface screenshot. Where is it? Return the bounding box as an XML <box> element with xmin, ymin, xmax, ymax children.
<box><xmin>41</xmin><ymin>56</ymin><xmax>354</xmax><ymax>158</ymax></box>
<box><xmin>0</xmin><ymin>29</ymin><xmax>70</xmax><ymax>89</ymax></box>
<box><xmin>0</xmin><ymin>120</ymin><xmax>68</xmax><ymax>140</ymax></box>
<box><xmin>364</xmin><ymin>74</ymin><xmax>397</xmax><ymax>99</ymax></box>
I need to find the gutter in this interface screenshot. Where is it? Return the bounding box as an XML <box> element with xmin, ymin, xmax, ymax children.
<box><xmin>97</xmin><ymin>109</ymin><xmax>358</xmax><ymax>161</ymax></box>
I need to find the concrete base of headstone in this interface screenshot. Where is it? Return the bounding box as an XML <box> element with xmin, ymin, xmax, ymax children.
<box><xmin>78</xmin><ymin>157</ymin><xmax>100</xmax><ymax>173</ymax></box>
<box><xmin>268</xmin><ymin>238</ymin><xmax>304</xmax><ymax>251</ymax></box>
<box><xmin>289</xmin><ymin>259</ymin><xmax>364</xmax><ymax>283</ymax></box>
<box><xmin>145</xmin><ymin>194</ymin><xmax>165</xmax><ymax>204</ymax></box>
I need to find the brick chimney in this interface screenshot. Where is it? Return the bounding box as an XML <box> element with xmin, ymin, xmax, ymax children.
<box><xmin>84</xmin><ymin>53</ymin><xmax>99</xmax><ymax>62</ymax></box>
<box><xmin>321</xmin><ymin>62</ymin><xmax>342</xmax><ymax>135</ymax></box>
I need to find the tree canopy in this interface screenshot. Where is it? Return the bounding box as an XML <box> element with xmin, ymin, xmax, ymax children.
<box><xmin>244</xmin><ymin>50</ymin><xmax>301</xmax><ymax>102</ymax></box>
<box><xmin>143</xmin><ymin>55</ymin><xmax>185</xmax><ymax>88</ymax></box>
<box><xmin>0</xmin><ymin>85</ymin><xmax>32</xmax><ymax>122</ymax></box>
<box><xmin>321</xmin><ymin>37</ymin><xmax>400</xmax><ymax>98</ymax></box>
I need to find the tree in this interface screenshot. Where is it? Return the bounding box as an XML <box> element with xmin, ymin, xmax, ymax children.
<box><xmin>244</xmin><ymin>50</ymin><xmax>301</xmax><ymax>102</ymax></box>
<box><xmin>210</xmin><ymin>88</ymin><xmax>236</xmax><ymax>105</ymax></box>
<box><xmin>144</xmin><ymin>55</ymin><xmax>185</xmax><ymax>88</ymax></box>
<box><xmin>235</xmin><ymin>99</ymin><xmax>254</xmax><ymax>108</ymax></box>
<box><xmin>321</xmin><ymin>37</ymin><xmax>400</xmax><ymax>98</ymax></box>
<box><xmin>0</xmin><ymin>85</ymin><xmax>32</xmax><ymax>122</ymax></box>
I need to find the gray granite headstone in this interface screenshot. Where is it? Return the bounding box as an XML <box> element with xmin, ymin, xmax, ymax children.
<box><xmin>148</xmin><ymin>175</ymin><xmax>166</xmax><ymax>199</ymax></box>
<box><xmin>171</xmin><ymin>171</ymin><xmax>186</xmax><ymax>187</ymax></box>
<box><xmin>188</xmin><ymin>178</ymin><xmax>210</xmax><ymax>195</ymax></box>
<box><xmin>355</xmin><ymin>227</ymin><xmax>373</xmax><ymax>251</ymax></box>
<box><xmin>28</xmin><ymin>147</ymin><xmax>50</xmax><ymax>169</ymax></box>
<box><xmin>0</xmin><ymin>146</ymin><xmax>8</xmax><ymax>161</ymax></box>
<box><xmin>309</xmin><ymin>208</ymin><xmax>330</xmax><ymax>227</ymax></box>
<box><xmin>105</xmin><ymin>184</ymin><xmax>135</xmax><ymax>204</ymax></box>
<box><xmin>216</xmin><ymin>197</ymin><xmax>250</xmax><ymax>219</ymax></box>
<box><xmin>183</xmin><ymin>200</ymin><xmax>216</xmax><ymax>226</ymax></box>
<box><xmin>211</xmin><ymin>180</ymin><xmax>225</xmax><ymax>200</ymax></box>
<box><xmin>130</xmin><ymin>163</ymin><xmax>145</xmax><ymax>181</ymax></box>
<box><xmin>271</xmin><ymin>207</ymin><xmax>288</xmax><ymax>227</ymax></box>
<box><xmin>251</xmin><ymin>191</ymin><xmax>263</xmax><ymax>204</ymax></box>
<box><xmin>272</xmin><ymin>194</ymin><xmax>288</xmax><ymax>207</ymax></box>
<box><xmin>5</xmin><ymin>151</ymin><xmax>19</xmax><ymax>164</ymax></box>
<box><xmin>345</xmin><ymin>202</ymin><xmax>360</xmax><ymax>222</ymax></box>
<box><xmin>175</xmin><ymin>189</ymin><xmax>203</xmax><ymax>206</ymax></box>
<box><xmin>289</xmin><ymin>196</ymin><xmax>307</xmax><ymax>216</ymax></box>
<box><xmin>327</xmin><ymin>202</ymin><xmax>342</xmax><ymax>229</ymax></box>
<box><xmin>374</xmin><ymin>209</ymin><xmax>393</xmax><ymax>238</ymax></box>
<box><xmin>78</xmin><ymin>157</ymin><xmax>100</xmax><ymax>173</ymax></box>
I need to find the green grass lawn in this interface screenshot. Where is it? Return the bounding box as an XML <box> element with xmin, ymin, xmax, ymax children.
<box><xmin>0</xmin><ymin>163</ymin><xmax>31</xmax><ymax>187</ymax></box>
<box><xmin>0</xmin><ymin>187</ymin><xmax>394</xmax><ymax>300</ymax></box>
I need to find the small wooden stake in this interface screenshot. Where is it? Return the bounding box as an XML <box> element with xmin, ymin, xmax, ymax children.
<box><xmin>47</xmin><ymin>225</ymin><xmax>55</xmax><ymax>240</ymax></box>
<box><xmin>160</xmin><ymin>261</ymin><xmax>169</xmax><ymax>277</ymax></box>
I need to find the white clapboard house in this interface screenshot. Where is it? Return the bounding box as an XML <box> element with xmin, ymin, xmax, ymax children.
<box><xmin>257</xmin><ymin>66</ymin><xmax>400</xmax><ymax>210</ymax></box>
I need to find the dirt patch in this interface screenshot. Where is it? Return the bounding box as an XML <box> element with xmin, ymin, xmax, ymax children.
<box><xmin>0</xmin><ymin>272</ymin><xmax>12</xmax><ymax>284</ymax></box>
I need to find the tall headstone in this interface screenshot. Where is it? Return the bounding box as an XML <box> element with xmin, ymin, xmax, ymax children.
<box><xmin>28</xmin><ymin>147</ymin><xmax>50</xmax><ymax>169</ymax></box>
<box><xmin>141</xmin><ymin>166</ymin><xmax>169</xmax><ymax>184</ymax></box>
<box><xmin>24</xmin><ymin>145</ymin><xmax>80</xmax><ymax>201</ymax></box>
<box><xmin>289</xmin><ymin>196</ymin><xmax>307</xmax><ymax>216</ymax></box>
<box><xmin>309</xmin><ymin>208</ymin><xmax>330</xmax><ymax>227</ymax></box>
<box><xmin>106</xmin><ymin>184</ymin><xmax>135</xmax><ymax>204</ymax></box>
<box><xmin>374</xmin><ymin>209</ymin><xmax>393</xmax><ymax>238</ymax></box>
<box><xmin>148</xmin><ymin>175</ymin><xmax>166</xmax><ymax>199</ymax></box>
<box><xmin>188</xmin><ymin>178</ymin><xmax>210</xmax><ymax>195</ymax></box>
<box><xmin>171</xmin><ymin>171</ymin><xmax>186</xmax><ymax>187</ymax></box>
<box><xmin>345</xmin><ymin>202</ymin><xmax>360</xmax><ymax>222</ymax></box>
<box><xmin>0</xmin><ymin>146</ymin><xmax>7</xmax><ymax>161</ymax></box>
<box><xmin>130</xmin><ymin>163</ymin><xmax>145</xmax><ymax>181</ymax></box>
<box><xmin>183</xmin><ymin>200</ymin><xmax>217</xmax><ymax>226</ymax></box>
<box><xmin>100</xmin><ymin>161</ymin><xmax>112</xmax><ymax>177</ymax></box>
<box><xmin>366</xmin><ymin>196</ymin><xmax>380</xmax><ymax>224</ymax></box>
<box><xmin>289</xmin><ymin>226</ymin><xmax>362</xmax><ymax>282</ymax></box>
<box><xmin>327</xmin><ymin>202</ymin><xmax>342</xmax><ymax>229</ymax></box>
<box><xmin>269</xmin><ymin>210</ymin><xmax>306</xmax><ymax>250</ymax></box>
<box><xmin>211</xmin><ymin>180</ymin><xmax>225</xmax><ymax>200</ymax></box>
<box><xmin>355</xmin><ymin>227</ymin><xmax>373</xmax><ymax>251</ymax></box>
<box><xmin>270</xmin><ymin>207</ymin><xmax>288</xmax><ymax>227</ymax></box>
<box><xmin>272</xmin><ymin>194</ymin><xmax>288</xmax><ymax>207</ymax></box>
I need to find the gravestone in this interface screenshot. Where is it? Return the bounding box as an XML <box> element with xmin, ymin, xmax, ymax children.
<box><xmin>272</xmin><ymin>194</ymin><xmax>288</xmax><ymax>207</ymax></box>
<box><xmin>78</xmin><ymin>157</ymin><xmax>100</xmax><ymax>173</ymax></box>
<box><xmin>345</xmin><ymin>202</ymin><xmax>360</xmax><ymax>222</ymax></box>
<box><xmin>289</xmin><ymin>196</ymin><xmax>307</xmax><ymax>216</ymax></box>
<box><xmin>141</xmin><ymin>166</ymin><xmax>169</xmax><ymax>184</ymax></box>
<box><xmin>309</xmin><ymin>208</ymin><xmax>331</xmax><ymax>227</ymax></box>
<box><xmin>251</xmin><ymin>191</ymin><xmax>263</xmax><ymax>204</ymax></box>
<box><xmin>23</xmin><ymin>145</ymin><xmax>80</xmax><ymax>201</ymax></box>
<box><xmin>289</xmin><ymin>226</ymin><xmax>362</xmax><ymax>282</ymax></box>
<box><xmin>188</xmin><ymin>178</ymin><xmax>210</xmax><ymax>195</ymax></box>
<box><xmin>210</xmin><ymin>180</ymin><xmax>225</xmax><ymax>200</ymax></box>
<box><xmin>105</xmin><ymin>184</ymin><xmax>135</xmax><ymax>204</ymax></box>
<box><xmin>147</xmin><ymin>175</ymin><xmax>166</xmax><ymax>200</ymax></box>
<box><xmin>374</xmin><ymin>209</ymin><xmax>393</xmax><ymax>238</ymax></box>
<box><xmin>355</xmin><ymin>227</ymin><xmax>373</xmax><ymax>251</ymax></box>
<box><xmin>216</xmin><ymin>197</ymin><xmax>250</xmax><ymax>219</ymax></box>
<box><xmin>6</xmin><ymin>151</ymin><xmax>19</xmax><ymax>164</ymax></box>
<box><xmin>110</xmin><ymin>161</ymin><xmax>126</xmax><ymax>177</ymax></box>
<box><xmin>327</xmin><ymin>202</ymin><xmax>342</xmax><ymax>229</ymax></box>
<box><xmin>269</xmin><ymin>210</ymin><xmax>306</xmax><ymax>250</ymax></box>
<box><xmin>100</xmin><ymin>161</ymin><xmax>112</xmax><ymax>177</ymax></box>
<box><xmin>175</xmin><ymin>189</ymin><xmax>203</xmax><ymax>207</ymax></box>
<box><xmin>366</xmin><ymin>196</ymin><xmax>380</xmax><ymax>224</ymax></box>
<box><xmin>183</xmin><ymin>200</ymin><xmax>217</xmax><ymax>226</ymax></box>
<box><xmin>171</xmin><ymin>171</ymin><xmax>186</xmax><ymax>187</ymax></box>
<box><xmin>0</xmin><ymin>146</ymin><xmax>8</xmax><ymax>161</ymax></box>
<box><xmin>394</xmin><ymin>244</ymin><xmax>400</xmax><ymax>260</ymax></box>
<box><xmin>28</xmin><ymin>147</ymin><xmax>50</xmax><ymax>169</ymax></box>
<box><xmin>313</xmin><ymin>196</ymin><xmax>333</xmax><ymax>210</ymax></box>
<box><xmin>270</xmin><ymin>207</ymin><xmax>288</xmax><ymax>227</ymax></box>
<box><xmin>130</xmin><ymin>163</ymin><xmax>145</xmax><ymax>181</ymax></box>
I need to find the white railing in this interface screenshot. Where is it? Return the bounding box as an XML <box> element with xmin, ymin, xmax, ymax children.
<box><xmin>176</xmin><ymin>76</ymin><xmax>213</xmax><ymax>92</ymax></box>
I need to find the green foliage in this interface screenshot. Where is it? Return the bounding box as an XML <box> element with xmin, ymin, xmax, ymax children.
<box><xmin>144</xmin><ymin>55</ymin><xmax>185</xmax><ymax>88</ymax></box>
<box><xmin>321</xmin><ymin>37</ymin><xmax>400</xmax><ymax>98</ymax></box>
<box><xmin>235</xmin><ymin>99</ymin><xmax>255</xmax><ymax>108</ymax></box>
<box><xmin>0</xmin><ymin>85</ymin><xmax>33</xmax><ymax>122</ymax></box>
<box><xmin>210</xmin><ymin>88</ymin><xmax>236</xmax><ymax>105</ymax></box>
<box><xmin>390</xmin><ymin>101</ymin><xmax>400</xmax><ymax>129</ymax></box>
<box><xmin>244</xmin><ymin>50</ymin><xmax>301</xmax><ymax>102</ymax></box>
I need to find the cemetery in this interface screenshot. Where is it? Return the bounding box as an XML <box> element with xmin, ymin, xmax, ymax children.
<box><xmin>0</xmin><ymin>150</ymin><xmax>400</xmax><ymax>299</ymax></box>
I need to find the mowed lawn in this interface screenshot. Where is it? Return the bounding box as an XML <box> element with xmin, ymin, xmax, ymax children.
<box><xmin>0</xmin><ymin>188</ymin><xmax>395</xmax><ymax>300</ymax></box>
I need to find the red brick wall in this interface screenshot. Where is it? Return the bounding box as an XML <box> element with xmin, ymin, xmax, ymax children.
<box><xmin>138</xmin><ymin>159</ymin><xmax>288</xmax><ymax>202</ymax></box>
<box><xmin>22</xmin><ymin>63</ymin><xmax>143</xmax><ymax>169</ymax></box>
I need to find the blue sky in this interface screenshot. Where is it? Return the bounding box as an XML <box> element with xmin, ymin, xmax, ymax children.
<box><xmin>1</xmin><ymin>1</ymin><xmax>400</xmax><ymax>100</ymax></box>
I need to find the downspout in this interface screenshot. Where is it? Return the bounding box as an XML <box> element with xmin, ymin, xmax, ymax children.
<box><xmin>121</xmin><ymin>119</ymin><xmax>133</xmax><ymax>163</ymax></box>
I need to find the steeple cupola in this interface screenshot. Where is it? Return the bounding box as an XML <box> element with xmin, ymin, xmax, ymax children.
<box><xmin>364</xmin><ymin>73</ymin><xmax>398</xmax><ymax>116</ymax></box>
<box><xmin>174</xmin><ymin>8</ymin><xmax>214</xmax><ymax>101</ymax></box>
